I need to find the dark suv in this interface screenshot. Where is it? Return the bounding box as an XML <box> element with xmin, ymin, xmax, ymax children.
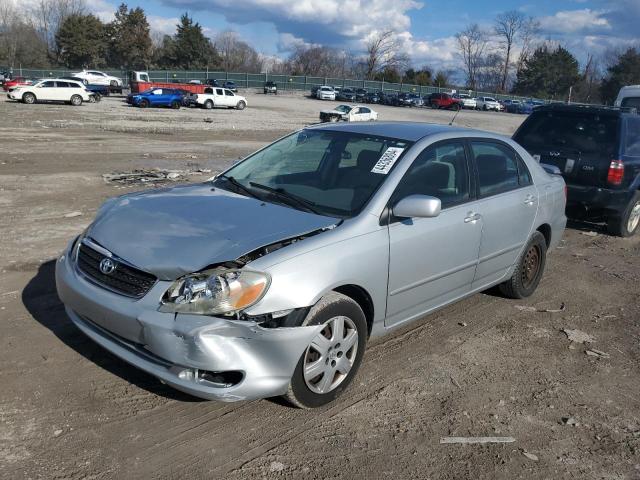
<box><xmin>514</xmin><ymin>104</ymin><xmax>640</xmax><ymax>236</ymax></box>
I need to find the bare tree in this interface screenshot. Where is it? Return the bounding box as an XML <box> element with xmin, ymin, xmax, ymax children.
<box><xmin>30</xmin><ymin>0</ymin><xmax>86</xmax><ymax>60</ymax></box>
<box><xmin>365</xmin><ymin>30</ymin><xmax>409</xmax><ymax>79</ymax></box>
<box><xmin>456</xmin><ymin>24</ymin><xmax>488</xmax><ymax>90</ymax></box>
<box><xmin>494</xmin><ymin>10</ymin><xmax>527</xmax><ymax>92</ymax></box>
<box><xmin>214</xmin><ymin>30</ymin><xmax>262</xmax><ymax>72</ymax></box>
<box><xmin>515</xmin><ymin>17</ymin><xmax>540</xmax><ymax>73</ymax></box>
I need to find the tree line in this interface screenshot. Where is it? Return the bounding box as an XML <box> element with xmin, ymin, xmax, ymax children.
<box><xmin>0</xmin><ymin>0</ymin><xmax>638</xmax><ymax>104</ymax></box>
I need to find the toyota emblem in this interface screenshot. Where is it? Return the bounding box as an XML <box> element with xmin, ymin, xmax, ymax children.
<box><xmin>99</xmin><ymin>257</ymin><xmax>117</xmax><ymax>275</ymax></box>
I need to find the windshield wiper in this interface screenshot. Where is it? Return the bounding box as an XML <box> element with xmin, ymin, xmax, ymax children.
<box><xmin>249</xmin><ymin>182</ymin><xmax>321</xmax><ymax>215</ymax></box>
<box><xmin>216</xmin><ymin>175</ymin><xmax>261</xmax><ymax>200</ymax></box>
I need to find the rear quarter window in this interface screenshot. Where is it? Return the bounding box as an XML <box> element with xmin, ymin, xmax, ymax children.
<box><xmin>624</xmin><ymin>117</ymin><xmax>640</xmax><ymax>156</ymax></box>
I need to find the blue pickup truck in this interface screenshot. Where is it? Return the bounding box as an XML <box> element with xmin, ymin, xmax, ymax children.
<box><xmin>127</xmin><ymin>88</ymin><xmax>185</xmax><ymax>109</ymax></box>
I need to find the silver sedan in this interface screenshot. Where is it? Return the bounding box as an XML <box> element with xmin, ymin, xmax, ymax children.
<box><xmin>56</xmin><ymin>122</ymin><xmax>567</xmax><ymax>408</ymax></box>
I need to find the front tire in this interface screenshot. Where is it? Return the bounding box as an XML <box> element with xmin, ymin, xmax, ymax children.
<box><xmin>607</xmin><ymin>191</ymin><xmax>640</xmax><ymax>237</ymax></box>
<box><xmin>110</xmin><ymin>80</ymin><xmax>117</xmax><ymax>87</ymax></box>
<box><xmin>236</xmin><ymin>100</ymin><xmax>246</xmax><ymax>110</ymax></box>
<box><xmin>499</xmin><ymin>231</ymin><xmax>547</xmax><ymax>299</ymax></box>
<box><xmin>70</xmin><ymin>95</ymin><xmax>82</xmax><ymax>106</ymax></box>
<box><xmin>284</xmin><ymin>292</ymin><xmax>367</xmax><ymax>409</ymax></box>
<box><xmin>139</xmin><ymin>99</ymin><xmax>149</xmax><ymax>108</ymax></box>
<box><xmin>22</xmin><ymin>92</ymin><xmax>36</xmax><ymax>104</ymax></box>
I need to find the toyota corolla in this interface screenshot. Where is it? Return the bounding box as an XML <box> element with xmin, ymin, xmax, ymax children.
<box><xmin>56</xmin><ymin>122</ymin><xmax>566</xmax><ymax>408</ymax></box>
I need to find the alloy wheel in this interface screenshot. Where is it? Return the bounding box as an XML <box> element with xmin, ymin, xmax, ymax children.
<box><xmin>628</xmin><ymin>201</ymin><xmax>640</xmax><ymax>233</ymax></box>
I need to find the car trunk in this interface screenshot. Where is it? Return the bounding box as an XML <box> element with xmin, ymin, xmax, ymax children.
<box><xmin>514</xmin><ymin>110</ymin><xmax>621</xmax><ymax>188</ymax></box>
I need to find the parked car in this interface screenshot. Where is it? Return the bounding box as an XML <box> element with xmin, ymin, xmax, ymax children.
<box><xmin>71</xmin><ymin>70</ymin><xmax>122</xmax><ymax>87</ymax></box>
<box><xmin>206</xmin><ymin>79</ymin><xmax>221</xmax><ymax>87</ymax></box>
<box><xmin>476</xmin><ymin>96</ymin><xmax>501</xmax><ymax>111</ymax></box>
<box><xmin>614</xmin><ymin>85</ymin><xmax>640</xmax><ymax>110</ymax></box>
<box><xmin>355</xmin><ymin>88</ymin><xmax>367</xmax><ymax>102</ymax></box>
<box><xmin>514</xmin><ymin>104</ymin><xmax>640</xmax><ymax>236</ymax></box>
<box><xmin>319</xmin><ymin>104</ymin><xmax>378</xmax><ymax>122</ymax></box>
<box><xmin>264</xmin><ymin>81</ymin><xmax>278</xmax><ymax>94</ymax></box>
<box><xmin>223</xmin><ymin>81</ymin><xmax>238</xmax><ymax>92</ymax></box>
<box><xmin>193</xmin><ymin>87</ymin><xmax>248</xmax><ymax>110</ymax></box>
<box><xmin>338</xmin><ymin>88</ymin><xmax>356</xmax><ymax>102</ymax></box>
<box><xmin>382</xmin><ymin>92</ymin><xmax>399</xmax><ymax>106</ymax></box>
<box><xmin>453</xmin><ymin>93</ymin><xmax>477</xmax><ymax>109</ymax></box>
<box><xmin>188</xmin><ymin>79</ymin><xmax>202</xmax><ymax>85</ymax></box>
<box><xmin>8</xmin><ymin>79</ymin><xmax>92</xmax><ymax>105</ymax></box>
<box><xmin>364</xmin><ymin>91</ymin><xmax>381</xmax><ymax>104</ymax></box>
<box><xmin>407</xmin><ymin>93</ymin><xmax>424</xmax><ymax>107</ymax></box>
<box><xmin>316</xmin><ymin>86</ymin><xmax>336</xmax><ymax>100</ymax></box>
<box><xmin>503</xmin><ymin>99</ymin><xmax>533</xmax><ymax>115</ymax></box>
<box><xmin>427</xmin><ymin>93</ymin><xmax>462</xmax><ymax>110</ymax></box>
<box><xmin>128</xmin><ymin>88</ymin><xmax>185</xmax><ymax>109</ymax></box>
<box><xmin>397</xmin><ymin>93</ymin><xmax>414</xmax><ymax>107</ymax></box>
<box><xmin>56</xmin><ymin>121</ymin><xmax>566</xmax><ymax>408</ymax></box>
<box><xmin>3</xmin><ymin>77</ymin><xmax>32</xmax><ymax>92</ymax></box>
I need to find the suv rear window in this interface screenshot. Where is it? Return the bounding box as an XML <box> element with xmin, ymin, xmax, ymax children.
<box><xmin>621</xmin><ymin>97</ymin><xmax>640</xmax><ymax>109</ymax></box>
<box><xmin>515</xmin><ymin>111</ymin><xmax>620</xmax><ymax>156</ymax></box>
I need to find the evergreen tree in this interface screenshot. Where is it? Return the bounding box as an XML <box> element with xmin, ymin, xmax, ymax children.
<box><xmin>55</xmin><ymin>14</ymin><xmax>107</xmax><ymax>68</ymax></box>
<box><xmin>173</xmin><ymin>13</ymin><xmax>217</xmax><ymax>69</ymax></box>
<box><xmin>601</xmin><ymin>48</ymin><xmax>640</xmax><ymax>105</ymax></box>
<box><xmin>512</xmin><ymin>44</ymin><xmax>579</xmax><ymax>99</ymax></box>
<box><xmin>107</xmin><ymin>4</ymin><xmax>152</xmax><ymax>69</ymax></box>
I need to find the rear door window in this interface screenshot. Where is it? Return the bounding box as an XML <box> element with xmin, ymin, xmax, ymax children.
<box><xmin>471</xmin><ymin>141</ymin><xmax>521</xmax><ymax>197</ymax></box>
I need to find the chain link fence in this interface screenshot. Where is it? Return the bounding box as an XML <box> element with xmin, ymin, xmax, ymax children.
<box><xmin>2</xmin><ymin>66</ymin><xmax>547</xmax><ymax>103</ymax></box>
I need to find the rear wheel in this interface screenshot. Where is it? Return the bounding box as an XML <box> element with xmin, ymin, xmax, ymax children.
<box><xmin>499</xmin><ymin>231</ymin><xmax>547</xmax><ymax>299</ymax></box>
<box><xmin>236</xmin><ymin>100</ymin><xmax>246</xmax><ymax>110</ymax></box>
<box><xmin>204</xmin><ymin>100</ymin><xmax>213</xmax><ymax>109</ymax></box>
<box><xmin>171</xmin><ymin>100</ymin><xmax>180</xmax><ymax>109</ymax></box>
<box><xmin>607</xmin><ymin>191</ymin><xmax>640</xmax><ymax>237</ymax></box>
<box><xmin>22</xmin><ymin>92</ymin><xmax>36</xmax><ymax>104</ymax></box>
<box><xmin>284</xmin><ymin>292</ymin><xmax>367</xmax><ymax>409</ymax></box>
<box><xmin>93</xmin><ymin>93</ymin><xmax>101</xmax><ymax>103</ymax></box>
<box><xmin>70</xmin><ymin>95</ymin><xmax>82</xmax><ymax>106</ymax></box>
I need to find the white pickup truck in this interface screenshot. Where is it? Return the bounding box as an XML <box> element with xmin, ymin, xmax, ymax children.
<box><xmin>194</xmin><ymin>87</ymin><xmax>247</xmax><ymax>110</ymax></box>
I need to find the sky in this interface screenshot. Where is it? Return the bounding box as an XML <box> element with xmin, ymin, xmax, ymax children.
<box><xmin>86</xmin><ymin>0</ymin><xmax>640</xmax><ymax>69</ymax></box>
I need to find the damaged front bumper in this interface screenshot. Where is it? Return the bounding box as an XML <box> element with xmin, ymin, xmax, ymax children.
<box><xmin>55</xmin><ymin>243</ymin><xmax>322</xmax><ymax>402</ymax></box>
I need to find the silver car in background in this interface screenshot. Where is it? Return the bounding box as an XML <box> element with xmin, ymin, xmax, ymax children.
<box><xmin>56</xmin><ymin>122</ymin><xmax>566</xmax><ymax>408</ymax></box>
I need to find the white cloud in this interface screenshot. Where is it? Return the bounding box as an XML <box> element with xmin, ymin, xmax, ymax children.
<box><xmin>539</xmin><ymin>9</ymin><xmax>610</xmax><ymax>34</ymax></box>
<box><xmin>148</xmin><ymin>15</ymin><xmax>180</xmax><ymax>36</ymax></box>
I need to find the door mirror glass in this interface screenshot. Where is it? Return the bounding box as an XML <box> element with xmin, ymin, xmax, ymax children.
<box><xmin>393</xmin><ymin>195</ymin><xmax>441</xmax><ymax>219</ymax></box>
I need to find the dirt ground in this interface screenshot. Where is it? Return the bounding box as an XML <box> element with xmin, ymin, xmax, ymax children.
<box><xmin>1</xmin><ymin>92</ymin><xmax>639</xmax><ymax>480</ymax></box>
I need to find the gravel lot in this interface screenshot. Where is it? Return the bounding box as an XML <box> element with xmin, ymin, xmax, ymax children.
<box><xmin>1</xmin><ymin>92</ymin><xmax>639</xmax><ymax>479</ymax></box>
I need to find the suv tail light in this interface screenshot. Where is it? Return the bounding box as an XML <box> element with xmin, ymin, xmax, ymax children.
<box><xmin>607</xmin><ymin>160</ymin><xmax>625</xmax><ymax>186</ymax></box>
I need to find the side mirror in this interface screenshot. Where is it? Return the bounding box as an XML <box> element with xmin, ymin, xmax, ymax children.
<box><xmin>393</xmin><ymin>195</ymin><xmax>441</xmax><ymax>219</ymax></box>
<box><xmin>540</xmin><ymin>163</ymin><xmax>562</xmax><ymax>175</ymax></box>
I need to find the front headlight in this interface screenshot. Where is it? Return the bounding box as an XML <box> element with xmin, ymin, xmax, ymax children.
<box><xmin>159</xmin><ymin>268</ymin><xmax>270</xmax><ymax>315</ymax></box>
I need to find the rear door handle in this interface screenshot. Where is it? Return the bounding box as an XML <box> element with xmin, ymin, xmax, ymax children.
<box><xmin>464</xmin><ymin>212</ymin><xmax>482</xmax><ymax>223</ymax></box>
<box><xmin>524</xmin><ymin>194</ymin><xmax>536</xmax><ymax>206</ymax></box>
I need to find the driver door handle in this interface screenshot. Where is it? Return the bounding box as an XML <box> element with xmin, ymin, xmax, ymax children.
<box><xmin>464</xmin><ymin>212</ymin><xmax>482</xmax><ymax>224</ymax></box>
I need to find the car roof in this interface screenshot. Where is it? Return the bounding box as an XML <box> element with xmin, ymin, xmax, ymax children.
<box><xmin>307</xmin><ymin>121</ymin><xmax>482</xmax><ymax>142</ymax></box>
<box><xmin>532</xmin><ymin>103</ymin><xmax>636</xmax><ymax>117</ymax></box>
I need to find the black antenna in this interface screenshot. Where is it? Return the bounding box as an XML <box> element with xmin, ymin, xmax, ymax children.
<box><xmin>449</xmin><ymin>106</ymin><xmax>462</xmax><ymax>126</ymax></box>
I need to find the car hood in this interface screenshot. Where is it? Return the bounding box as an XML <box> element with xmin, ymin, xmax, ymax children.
<box><xmin>87</xmin><ymin>183</ymin><xmax>338</xmax><ymax>280</ymax></box>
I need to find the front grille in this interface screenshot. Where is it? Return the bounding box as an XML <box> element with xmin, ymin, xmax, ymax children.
<box><xmin>77</xmin><ymin>242</ymin><xmax>157</xmax><ymax>298</ymax></box>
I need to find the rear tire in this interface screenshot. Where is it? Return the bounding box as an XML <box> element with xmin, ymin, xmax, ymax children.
<box><xmin>236</xmin><ymin>100</ymin><xmax>246</xmax><ymax>110</ymax></box>
<box><xmin>22</xmin><ymin>92</ymin><xmax>36</xmax><ymax>104</ymax></box>
<box><xmin>70</xmin><ymin>95</ymin><xmax>82</xmax><ymax>106</ymax></box>
<box><xmin>283</xmin><ymin>292</ymin><xmax>367</xmax><ymax>409</ymax></box>
<box><xmin>204</xmin><ymin>100</ymin><xmax>213</xmax><ymax>109</ymax></box>
<box><xmin>171</xmin><ymin>100</ymin><xmax>180</xmax><ymax>109</ymax></box>
<box><xmin>499</xmin><ymin>231</ymin><xmax>547</xmax><ymax>299</ymax></box>
<box><xmin>607</xmin><ymin>191</ymin><xmax>640</xmax><ymax>237</ymax></box>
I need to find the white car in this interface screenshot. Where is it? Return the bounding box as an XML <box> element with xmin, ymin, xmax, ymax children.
<box><xmin>8</xmin><ymin>79</ymin><xmax>92</xmax><ymax>106</ymax></box>
<box><xmin>316</xmin><ymin>86</ymin><xmax>336</xmax><ymax>100</ymax></box>
<box><xmin>194</xmin><ymin>87</ymin><xmax>247</xmax><ymax>110</ymax></box>
<box><xmin>614</xmin><ymin>85</ymin><xmax>640</xmax><ymax>109</ymax></box>
<box><xmin>71</xmin><ymin>70</ymin><xmax>122</xmax><ymax>87</ymax></box>
<box><xmin>319</xmin><ymin>104</ymin><xmax>378</xmax><ymax>122</ymax></box>
<box><xmin>476</xmin><ymin>96</ymin><xmax>501</xmax><ymax>111</ymax></box>
<box><xmin>454</xmin><ymin>94</ymin><xmax>477</xmax><ymax>109</ymax></box>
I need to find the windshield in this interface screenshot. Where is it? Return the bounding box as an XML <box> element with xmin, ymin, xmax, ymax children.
<box><xmin>214</xmin><ymin>129</ymin><xmax>412</xmax><ymax>218</ymax></box>
<box><xmin>515</xmin><ymin>111</ymin><xmax>620</xmax><ymax>155</ymax></box>
<box><xmin>335</xmin><ymin>105</ymin><xmax>352</xmax><ymax>113</ymax></box>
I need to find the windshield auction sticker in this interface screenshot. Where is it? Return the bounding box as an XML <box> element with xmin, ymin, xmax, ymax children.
<box><xmin>371</xmin><ymin>147</ymin><xmax>405</xmax><ymax>174</ymax></box>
